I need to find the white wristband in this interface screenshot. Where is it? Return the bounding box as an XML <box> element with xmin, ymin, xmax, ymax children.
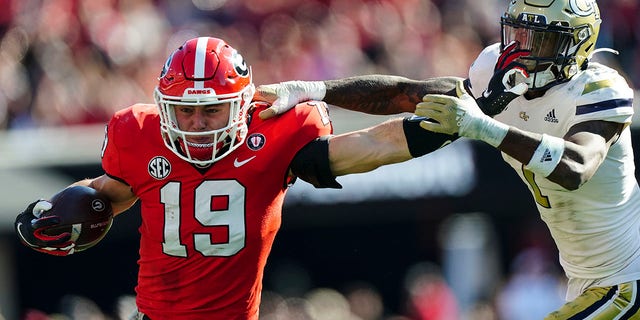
<box><xmin>525</xmin><ymin>134</ymin><xmax>565</xmax><ymax>177</ymax></box>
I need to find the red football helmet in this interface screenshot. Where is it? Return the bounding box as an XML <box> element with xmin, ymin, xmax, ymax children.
<box><xmin>154</xmin><ymin>37</ymin><xmax>255</xmax><ymax>165</ymax></box>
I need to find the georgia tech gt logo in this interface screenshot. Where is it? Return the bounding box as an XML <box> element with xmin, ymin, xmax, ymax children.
<box><xmin>570</xmin><ymin>0</ymin><xmax>596</xmax><ymax>17</ymax></box>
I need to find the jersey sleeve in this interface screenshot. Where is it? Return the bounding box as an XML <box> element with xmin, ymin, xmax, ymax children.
<box><xmin>468</xmin><ymin>43</ymin><xmax>501</xmax><ymax>98</ymax></box>
<box><xmin>270</xmin><ymin>101</ymin><xmax>334</xmax><ymax>186</ymax></box>
<box><xmin>570</xmin><ymin>64</ymin><xmax>635</xmax><ymax>127</ymax></box>
<box><xmin>101</xmin><ymin>105</ymin><xmax>151</xmax><ymax>185</ymax></box>
<box><xmin>284</xmin><ymin>101</ymin><xmax>333</xmax><ymax>150</ymax></box>
<box><xmin>101</xmin><ymin>110</ymin><xmax>127</xmax><ymax>183</ymax></box>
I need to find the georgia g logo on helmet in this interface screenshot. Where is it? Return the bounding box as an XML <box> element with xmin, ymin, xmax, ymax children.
<box><xmin>569</xmin><ymin>0</ymin><xmax>596</xmax><ymax>17</ymax></box>
<box><xmin>159</xmin><ymin>53</ymin><xmax>174</xmax><ymax>79</ymax></box>
<box><xmin>231</xmin><ymin>51</ymin><xmax>249</xmax><ymax>78</ymax></box>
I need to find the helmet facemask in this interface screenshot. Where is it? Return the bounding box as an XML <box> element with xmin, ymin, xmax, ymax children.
<box><xmin>155</xmin><ymin>82</ymin><xmax>255</xmax><ymax>166</ymax></box>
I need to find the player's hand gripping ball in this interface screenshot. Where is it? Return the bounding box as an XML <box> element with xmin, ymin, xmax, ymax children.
<box><xmin>16</xmin><ymin>186</ymin><xmax>114</xmax><ymax>255</ymax></box>
<box><xmin>45</xmin><ymin>186</ymin><xmax>113</xmax><ymax>252</ymax></box>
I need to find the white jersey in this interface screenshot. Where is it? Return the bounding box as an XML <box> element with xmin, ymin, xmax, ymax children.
<box><xmin>469</xmin><ymin>43</ymin><xmax>640</xmax><ymax>300</ymax></box>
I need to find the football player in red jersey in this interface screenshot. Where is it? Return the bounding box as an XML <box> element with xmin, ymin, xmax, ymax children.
<box><xmin>14</xmin><ymin>36</ymin><xmax>457</xmax><ymax>320</ymax></box>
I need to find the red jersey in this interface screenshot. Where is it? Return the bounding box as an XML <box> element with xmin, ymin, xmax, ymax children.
<box><xmin>101</xmin><ymin>101</ymin><xmax>333</xmax><ymax>320</ymax></box>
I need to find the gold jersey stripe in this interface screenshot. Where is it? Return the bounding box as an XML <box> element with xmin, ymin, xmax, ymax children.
<box><xmin>582</xmin><ymin>79</ymin><xmax>615</xmax><ymax>95</ymax></box>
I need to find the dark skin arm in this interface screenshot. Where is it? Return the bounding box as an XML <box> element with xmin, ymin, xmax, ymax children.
<box><xmin>327</xmin><ymin>77</ymin><xmax>624</xmax><ymax>190</ymax></box>
<box><xmin>255</xmin><ymin>75</ymin><xmax>463</xmax><ymax>119</ymax></box>
<box><xmin>322</xmin><ymin>75</ymin><xmax>463</xmax><ymax>114</ymax></box>
<box><xmin>499</xmin><ymin>120</ymin><xmax>624</xmax><ymax>190</ymax></box>
<box><xmin>418</xmin><ymin>80</ymin><xmax>625</xmax><ymax>191</ymax></box>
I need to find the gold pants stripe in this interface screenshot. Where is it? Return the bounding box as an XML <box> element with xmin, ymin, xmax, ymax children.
<box><xmin>545</xmin><ymin>280</ymin><xmax>640</xmax><ymax>320</ymax></box>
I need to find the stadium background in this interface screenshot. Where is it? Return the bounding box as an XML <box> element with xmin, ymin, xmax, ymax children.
<box><xmin>0</xmin><ymin>0</ymin><xmax>638</xmax><ymax>319</ymax></box>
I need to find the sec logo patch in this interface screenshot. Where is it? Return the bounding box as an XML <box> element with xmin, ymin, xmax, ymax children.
<box><xmin>148</xmin><ymin>156</ymin><xmax>171</xmax><ymax>180</ymax></box>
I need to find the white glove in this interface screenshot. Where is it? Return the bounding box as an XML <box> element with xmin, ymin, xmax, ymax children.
<box><xmin>416</xmin><ymin>80</ymin><xmax>509</xmax><ymax>148</ymax></box>
<box><xmin>254</xmin><ymin>81</ymin><xmax>326</xmax><ymax>119</ymax></box>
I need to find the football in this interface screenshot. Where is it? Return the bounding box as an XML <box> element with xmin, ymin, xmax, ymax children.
<box><xmin>41</xmin><ymin>185</ymin><xmax>114</xmax><ymax>252</ymax></box>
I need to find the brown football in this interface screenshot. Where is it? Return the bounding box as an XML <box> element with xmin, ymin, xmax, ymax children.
<box><xmin>41</xmin><ymin>186</ymin><xmax>113</xmax><ymax>252</ymax></box>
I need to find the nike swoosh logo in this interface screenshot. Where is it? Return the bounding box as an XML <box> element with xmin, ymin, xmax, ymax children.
<box><xmin>16</xmin><ymin>222</ymin><xmax>30</xmax><ymax>244</ymax></box>
<box><xmin>234</xmin><ymin>156</ymin><xmax>256</xmax><ymax>168</ymax></box>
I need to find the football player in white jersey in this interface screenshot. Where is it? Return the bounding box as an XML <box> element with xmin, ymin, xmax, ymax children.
<box><xmin>253</xmin><ymin>0</ymin><xmax>639</xmax><ymax>318</ymax></box>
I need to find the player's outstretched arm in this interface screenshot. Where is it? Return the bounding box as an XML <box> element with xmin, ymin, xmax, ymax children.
<box><xmin>418</xmin><ymin>80</ymin><xmax>623</xmax><ymax>190</ymax></box>
<box><xmin>327</xmin><ymin>117</ymin><xmax>456</xmax><ymax>176</ymax></box>
<box><xmin>290</xmin><ymin>116</ymin><xmax>456</xmax><ymax>188</ymax></box>
<box><xmin>327</xmin><ymin>118</ymin><xmax>411</xmax><ymax>176</ymax></box>
<box><xmin>256</xmin><ymin>76</ymin><xmax>463</xmax><ymax>119</ymax></box>
<box><xmin>322</xmin><ymin>75</ymin><xmax>462</xmax><ymax>115</ymax></box>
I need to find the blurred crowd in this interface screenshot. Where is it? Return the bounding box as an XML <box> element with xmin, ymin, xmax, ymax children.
<box><xmin>1</xmin><ymin>0</ymin><xmax>637</xmax><ymax>130</ymax></box>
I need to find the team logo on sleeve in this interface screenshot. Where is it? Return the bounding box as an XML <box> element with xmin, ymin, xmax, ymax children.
<box><xmin>246</xmin><ymin>133</ymin><xmax>266</xmax><ymax>151</ymax></box>
<box><xmin>148</xmin><ymin>156</ymin><xmax>171</xmax><ymax>180</ymax></box>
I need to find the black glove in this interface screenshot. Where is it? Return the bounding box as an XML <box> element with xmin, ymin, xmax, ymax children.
<box><xmin>15</xmin><ymin>200</ymin><xmax>75</xmax><ymax>256</ymax></box>
<box><xmin>476</xmin><ymin>41</ymin><xmax>531</xmax><ymax>116</ymax></box>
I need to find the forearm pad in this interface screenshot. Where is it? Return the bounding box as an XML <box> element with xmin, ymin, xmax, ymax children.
<box><xmin>403</xmin><ymin>117</ymin><xmax>458</xmax><ymax>157</ymax></box>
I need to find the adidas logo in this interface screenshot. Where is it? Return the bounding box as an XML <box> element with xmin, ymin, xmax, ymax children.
<box><xmin>544</xmin><ymin>109</ymin><xmax>559</xmax><ymax>123</ymax></box>
<box><xmin>540</xmin><ymin>149</ymin><xmax>553</xmax><ymax>162</ymax></box>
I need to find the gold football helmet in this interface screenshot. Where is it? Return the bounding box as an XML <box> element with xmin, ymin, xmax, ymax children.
<box><xmin>501</xmin><ymin>0</ymin><xmax>601</xmax><ymax>90</ymax></box>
